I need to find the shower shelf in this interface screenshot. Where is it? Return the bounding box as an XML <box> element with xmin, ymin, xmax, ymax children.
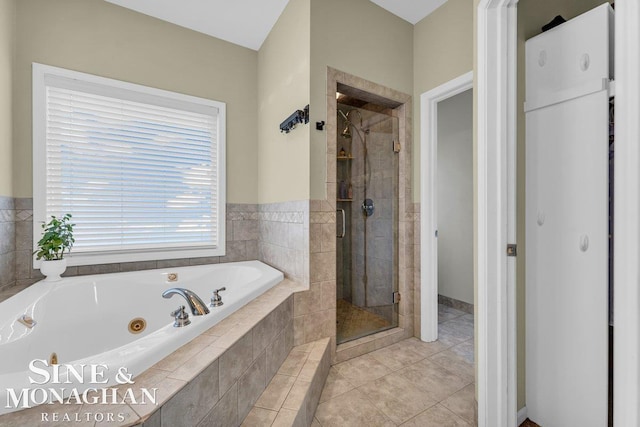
<box><xmin>337</xmin><ymin>156</ymin><xmax>354</xmax><ymax>160</ymax></box>
<box><xmin>337</xmin><ymin>198</ymin><xmax>353</xmax><ymax>202</ymax></box>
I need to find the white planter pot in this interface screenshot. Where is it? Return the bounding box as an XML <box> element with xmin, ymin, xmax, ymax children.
<box><xmin>40</xmin><ymin>259</ymin><xmax>67</xmax><ymax>282</ymax></box>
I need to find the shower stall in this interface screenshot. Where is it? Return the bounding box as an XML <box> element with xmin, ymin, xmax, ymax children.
<box><xmin>335</xmin><ymin>100</ymin><xmax>400</xmax><ymax>344</ymax></box>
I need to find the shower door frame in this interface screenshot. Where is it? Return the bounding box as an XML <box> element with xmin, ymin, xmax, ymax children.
<box><xmin>335</xmin><ymin>106</ymin><xmax>400</xmax><ymax>344</ymax></box>
<box><xmin>326</xmin><ymin>67</ymin><xmax>413</xmax><ymax>360</ymax></box>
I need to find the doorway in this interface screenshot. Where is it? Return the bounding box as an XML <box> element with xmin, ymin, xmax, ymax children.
<box><xmin>437</xmin><ymin>89</ymin><xmax>474</xmax><ymax>317</ymax></box>
<box><xmin>420</xmin><ymin>72</ymin><xmax>474</xmax><ymax>342</ymax></box>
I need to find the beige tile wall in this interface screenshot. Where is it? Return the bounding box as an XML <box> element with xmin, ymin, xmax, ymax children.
<box><xmin>256</xmin><ymin>199</ymin><xmax>341</xmax><ymax>350</ymax></box>
<box><xmin>9</xmin><ymin>201</ymin><xmax>262</xmax><ymax>288</ymax></box>
<box><xmin>257</xmin><ymin>200</ymin><xmax>309</xmax><ymax>285</ymax></box>
<box><xmin>2</xmin><ymin>196</ymin><xmax>338</xmax><ymax>355</ymax></box>
<box><xmin>296</xmin><ymin>200</ymin><xmax>337</xmax><ymax>349</ymax></box>
<box><xmin>0</xmin><ymin>196</ymin><xmax>16</xmax><ymax>291</ymax></box>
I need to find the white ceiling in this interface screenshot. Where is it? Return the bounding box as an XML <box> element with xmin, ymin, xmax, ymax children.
<box><xmin>369</xmin><ymin>0</ymin><xmax>449</xmax><ymax>25</ymax></box>
<box><xmin>104</xmin><ymin>0</ymin><xmax>448</xmax><ymax>51</ymax></box>
<box><xmin>104</xmin><ymin>0</ymin><xmax>291</xmax><ymax>51</ymax></box>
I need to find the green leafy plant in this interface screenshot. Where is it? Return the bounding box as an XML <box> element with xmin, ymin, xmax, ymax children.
<box><xmin>34</xmin><ymin>214</ymin><xmax>75</xmax><ymax>261</ymax></box>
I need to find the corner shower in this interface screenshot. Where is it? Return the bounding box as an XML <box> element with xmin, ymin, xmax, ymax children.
<box><xmin>336</xmin><ymin>99</ymin><xmax>399</xmax><ymax>344</ymax></box>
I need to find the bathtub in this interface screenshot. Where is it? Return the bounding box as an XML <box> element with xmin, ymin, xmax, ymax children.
<box><xmin>0</xmin><ymin>260</ymin><xmax>283</xmax><ymax>415</ymax></box>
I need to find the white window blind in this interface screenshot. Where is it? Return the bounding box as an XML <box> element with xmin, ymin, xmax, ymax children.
<box><xmin>33</xmin><ymin>64</ymin><xmax>226</xmax><ymax>266</ymax></box>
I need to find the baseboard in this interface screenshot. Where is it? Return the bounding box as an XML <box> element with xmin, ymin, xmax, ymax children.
<box><xmin>438</xmin><ymin>294</ymin><xmax>474</xmax><ymax>314</ymax></box>
<box><xmin>517</xmin><ymin>406</ymin><xmax>528</xmax><ymax>425</ymax></box>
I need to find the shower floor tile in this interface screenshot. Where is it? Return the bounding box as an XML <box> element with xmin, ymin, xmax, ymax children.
<box><xmin>336</xmin><ymin>298</ymin><xmax>393</xmax><ymax>343</ymax></box>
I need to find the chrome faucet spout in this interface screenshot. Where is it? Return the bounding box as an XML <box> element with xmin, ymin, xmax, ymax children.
<box><xmin>162</xmin><ymin>288</ymin><xmax>210</xmax><ymax>316</ymax></box>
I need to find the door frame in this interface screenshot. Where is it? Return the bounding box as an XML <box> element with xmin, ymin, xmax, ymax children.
<box><xmin>613</xmin><ymin>1</ymin><xmax>640</xmax><ymax>425</ymax></box>
<box><xmin>477</xmin><ymin>0</ymin><xmax>518</xmax><ymax>425</ymax></box>
<box><xmin>420</xmin><ymin>71</ymin><xmax>474</xmax><ymax>342</ymax></box>
<box><xmin>478</xmin><ymin>0</ymin><xmax>640</xmax><ymax>425</ymax></box>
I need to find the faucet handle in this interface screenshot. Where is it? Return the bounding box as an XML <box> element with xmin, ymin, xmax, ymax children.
<box><xmin>170</xmin><ymin>305</ymin><xmax>191</xmax><ymax>327</ymax></box>
<box><xmin>170</xmin><ymin>305</ymin><xmax>187</xmax><ymax>317</ymax></box>
<box><xmin>210</xmin><ymin>287</ymin><xmax>226</xmax><ymax>307</ymax></box>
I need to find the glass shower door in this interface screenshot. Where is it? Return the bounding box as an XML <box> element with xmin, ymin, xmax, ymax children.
<box><xmin>336</xmin><ymin>104</ymin><xmax>399</xmax><ymax>344</ymax></box>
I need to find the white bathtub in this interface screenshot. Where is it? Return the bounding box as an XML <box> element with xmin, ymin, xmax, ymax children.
<box><xmin>0</xmin><ymin>260</ymin><xmax>283</xmax><ymax>415</ymax></box>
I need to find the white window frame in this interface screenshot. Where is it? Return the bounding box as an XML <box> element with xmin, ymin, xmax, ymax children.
<box><xmin>32</xmin><ymin>63</ymin><xmax>226</xmax><ymax>267</ymax></box>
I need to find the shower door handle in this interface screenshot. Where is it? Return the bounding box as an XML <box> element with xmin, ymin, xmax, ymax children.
<box><xmin>337</xmin><ymin>209</ymin><xmax>346</xmax><ymax>238</ymax></box>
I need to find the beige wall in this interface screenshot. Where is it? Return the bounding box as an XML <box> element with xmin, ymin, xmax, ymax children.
<box><xmin>309</xmin><ymin>0</ymin><xmax>413</xmax><ymax>200</ymax></box>
<box><xmin>0</xmin><ymin>0</ymin><xmax>14</xmax><ymax>197</ymax></box>
<box><xmin>12</xmin><ymin>0</ymin><xmax>259</xmax><ymax>203</ymax></box>
<box><xmin>257</xmin><ymin>0</ymin><xmax>311</xmax><ymax>204</ymax></box>
<box><xmin>413</xmin><ymin>0</ymin><xmax>474</xmax><ymax>203</ymax></box>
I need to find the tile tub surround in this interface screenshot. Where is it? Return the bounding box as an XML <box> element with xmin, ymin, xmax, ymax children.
<box><xmin>6</xmin><ymin>199</ymin><xmax>310</xmax><ymax>292</ymax></box>
<box><xmin>257</xmin><ymin>200</ymin><xmax>338</xmax><ymax>352</ymax></box>
<box><xmin>10</xmin><ymin>202</ymin><xmax>261</xmax><ymax>288</ymax></box>
<box><xmin>4</xmin><ymin>196</ymin><xmax>327</xmax><ymax>354</ymax></box>
<box><xmin>258</xmin><ymin>200</ymin><xmax>309</xmax><ymax>285</ymax></box>
<box><xmin>0</xmin><ymin>279</ymin><xmax>306</xmax><ymax>427</ymax></box>
<box><xmin>0</xmin><ymin>196</ymin><xmax>16</xmax><ymax>292</ymax></box>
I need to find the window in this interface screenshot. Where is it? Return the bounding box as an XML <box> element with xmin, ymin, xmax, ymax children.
<box><xmin>33</xmin><ymin>63</ymin><xmax>226</xmax><ymax>266</ymax></box>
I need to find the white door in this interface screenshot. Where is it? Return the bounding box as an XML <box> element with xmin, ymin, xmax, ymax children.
<box><xmin>525</xmin><ymin>89</ymin><xmax>609</xmax><ymax>426</ymax></box>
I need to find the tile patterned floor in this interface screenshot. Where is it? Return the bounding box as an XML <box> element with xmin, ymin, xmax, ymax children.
<box><xmin>336</xmin><ymin>298</ymin><xmax>393</xmax><ymax>343</ymax></box>
<box><xmin>315</xmin><ymin>304</ymin><xmax>475</xmax><ymax>426</ymax></box>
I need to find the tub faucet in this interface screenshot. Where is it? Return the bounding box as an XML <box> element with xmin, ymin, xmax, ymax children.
<box><xmin>162</xmin><ymin>288</ymin><xmax>210</xmax><ymax>316</ymax></box>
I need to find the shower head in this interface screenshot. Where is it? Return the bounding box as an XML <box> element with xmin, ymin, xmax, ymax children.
<box><xmin>338</xmin><ymin>109</ymin><xmax>363</xmax><ymax>139</ymax></box>
<box><xmin>341</xmin><ymin>123</ymin><xmax>352</xmax><ymax>139</ymax></box>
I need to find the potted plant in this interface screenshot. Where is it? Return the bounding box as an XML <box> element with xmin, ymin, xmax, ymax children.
<box><xmin>34</xmin><ymin>213</ymin><xmax>75</xmax><ymax>282</ymax></box>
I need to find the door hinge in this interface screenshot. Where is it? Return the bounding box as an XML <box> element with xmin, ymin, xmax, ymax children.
<box><xmin>507</xmin><ymin>244</ymin><xmax>517</xmax><ymax>257</ymax></box>
<box><xmin>393</xmin><ymin>140</ymin><xmax>401</xmax><ymax>153</ymax></box>
<box><xmin>393</xmin><ymin>291</ymin><xmax>401</xmax><ymax>304</ymax></box>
